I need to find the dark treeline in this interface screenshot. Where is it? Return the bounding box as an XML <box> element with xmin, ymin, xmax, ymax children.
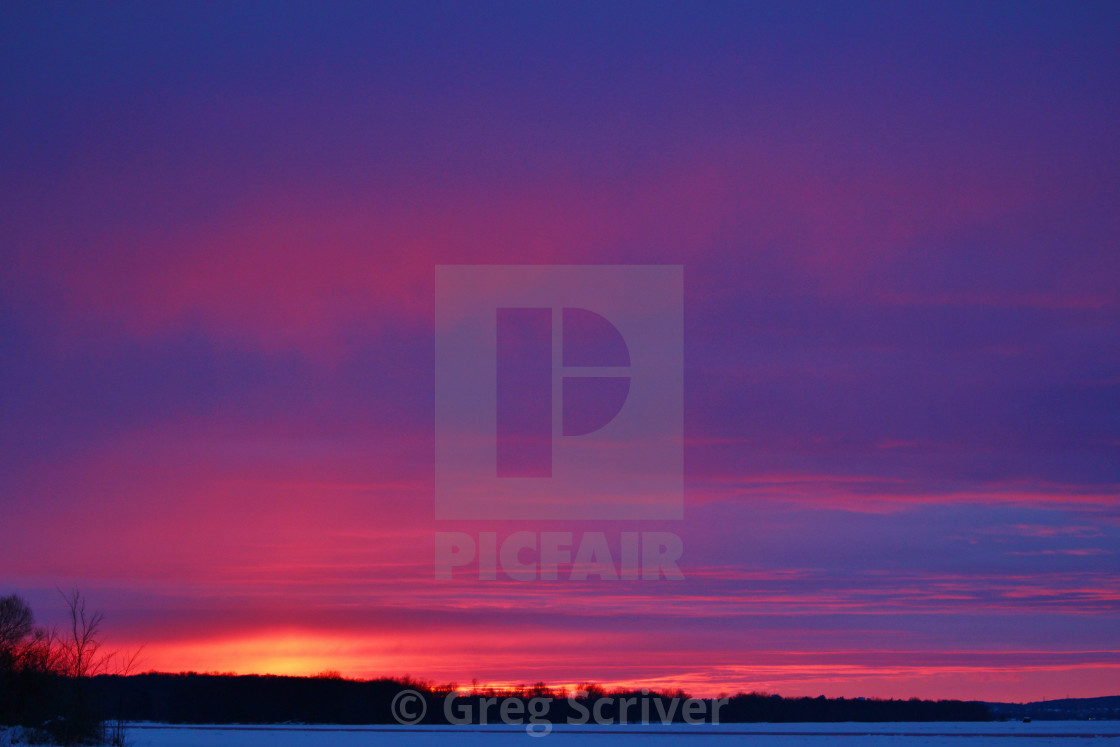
<box><xmin>719</xmin><ymin>692</ymin><xmax>991</xmax><ymax>722</ymax></box>
<box><xmin>989</xmin><ymin>696</ymin><xmax>1120</xmax><ymax>721</ymax></box>
<box><xmin>0</xmin><ymin>592</ymin><xmax>121</xmax><ymax>745</ymax></box>
<box><xmin>85</xmin><ymin>673</ymin><xmax>412</xmax><ymax>725</ymax></box>
<box><xmin>83</xmin><ymin>672</ymin><xmax>993</xmax><ymax>724</ymax></box>
<box><xmin>3</xmin><ymin>590</ymin><xmax>994</xmax><ymax>735</ymax></box>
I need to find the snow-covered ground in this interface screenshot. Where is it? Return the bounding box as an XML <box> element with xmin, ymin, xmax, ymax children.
<box><xmin>101</xmin><ymin>721</ymin><xmax>1120</xmax><ymax>746</ymax></box>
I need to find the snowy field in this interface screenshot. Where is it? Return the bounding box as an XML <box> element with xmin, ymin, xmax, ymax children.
<box><xmin>99</xmin><ymin>721</ymin><xmax>1120</xmax><ymax>746</ymax></box>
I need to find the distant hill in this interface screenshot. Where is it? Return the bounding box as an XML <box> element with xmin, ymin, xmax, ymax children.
<box><xmin>987</xmin><ymin>696</ymin><xmax>1120</xmax><ymax>721</ymax></box>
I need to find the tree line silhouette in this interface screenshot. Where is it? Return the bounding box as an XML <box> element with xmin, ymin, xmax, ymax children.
<box><xmin>2</xmin><ymin>590</ymin><xmax>992</xmax><ymax>739</ymax></box>
<box><xmin>81</xmin><ymin>673</ymin><xmax>991</xmax><ymax>724</ymax></box>
<box><xmin>0</xmin><ymin>591</ymin><xmax>139</xmax><ymax>745</ymax></box>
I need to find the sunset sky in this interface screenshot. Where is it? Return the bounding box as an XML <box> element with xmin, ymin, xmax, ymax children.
<box><xmin>1</xmin><ymin>2</ymin><xmax>1118</xmax><ymax>702</ymax></box>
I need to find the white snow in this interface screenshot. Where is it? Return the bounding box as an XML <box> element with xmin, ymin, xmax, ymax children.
<box><xmin>111</xmin><ymin>721</ymin><xmax>1120</xmax><ymax>746</ymax></box>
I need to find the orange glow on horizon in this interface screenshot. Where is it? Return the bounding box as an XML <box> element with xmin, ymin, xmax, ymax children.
<box><xmin>114</xmin><ymin>630</ymin><xmax>1120</xmax><ymax>703</ymax></box>
<box><xmin>132</xmin><ymin>630</ymin><xmax>389</xmax><ymax>678</ymax></box>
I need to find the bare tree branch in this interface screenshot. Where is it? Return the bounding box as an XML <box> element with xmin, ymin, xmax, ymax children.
<box><xmin>56</xmin><ymin>587</ymin><xmax>107</xmax><ymax>679</ymax></box>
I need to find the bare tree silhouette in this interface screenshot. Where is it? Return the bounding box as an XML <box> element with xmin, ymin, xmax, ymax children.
<box><xmin>57</xmin><ymin>588</ymin><xmax>106</xmax><ymax>680</ymax></box>
<box><xmin>0</xmin><ymin>595</ymin><xmax>34</xmax><ymax>658</ymax></box>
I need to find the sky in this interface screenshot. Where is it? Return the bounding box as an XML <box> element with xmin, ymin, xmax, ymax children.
<box><xmin>1</xmin><ymin>2</ymin><xmax>1118</xmax><ymax>702</ymax></box>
